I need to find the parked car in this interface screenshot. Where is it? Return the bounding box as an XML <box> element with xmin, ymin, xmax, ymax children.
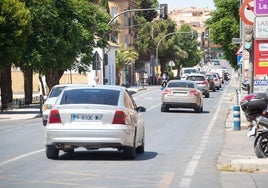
<box><xmin>161</xmin><ymin>80</ymin><xmax>203</xmax><ymax>113</ymax></box>
<box><xmin>206</xmin><ymin>72</ymin><xmax>222</xmax><ymax>90</ymax></box>
<box><xmin>184</xmin><ymin>73</ymin><xmax>210</xmax><ymax>98</ymax></box>
<box><xmin>205</xmin><ymin>74</ymin><xmax>216</xmax><ymax>92</ymax></box>
<box><xmin>42</xmin><ymin>84</ymin><xmax>70</xmax><ymax>125</ymax></box>
<box><xmin>44</xmin><ymin>85</ymin><xmax>146</xmax><ymax>160</ymax></box>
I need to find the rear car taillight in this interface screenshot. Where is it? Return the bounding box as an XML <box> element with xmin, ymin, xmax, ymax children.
<box><xmin>48</xmin><ymin>109</ymin><xmax>62</xmax><ymax>124</ymax></box>
<box><xmin>189</xmin><ymin>89</ymin><xmax>198</xmax><ymax>96</ymax></box>
<box><xmin>162</xmin><ymin>89</ymin><xmax>172</xmax><ymax>95</ymax></box>
<box><xmin>112</xmin><ymin>110</ymin><xmax>126</xmax><ymax>124</ymax></box>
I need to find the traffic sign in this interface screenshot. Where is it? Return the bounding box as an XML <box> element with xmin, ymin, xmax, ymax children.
<box><xmin>237</xmin><ymin>54</ymin><xmax>243</xmax><ymax>66</ymax></box>
<box><xmin>254</xmin><ymin>16</ymin><xmax>268</xmax><ymax>39</ymax></box>
<box><xmin>255</xmin><ymin>0</ymin><xmax>268</xmax><ymax>15</ymax></box>
<box><xmin>240</xmin><ymin>0</ymin><xmax>255</xmax><ymax>26</ymax></box>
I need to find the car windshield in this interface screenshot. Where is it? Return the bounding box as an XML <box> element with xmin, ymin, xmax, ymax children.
<box><xmin>60</xmin><ymin>89</ymin><xmax>120</xmax><ymax>106</ymax></box>
<box><xmin>168</xmin><ymin>82</ymin><xmax>194</xmax><ymax>88</ymax></box>
<box><xmin>186</xmin><ymin>76</ymin><xmax>205</xmax><ymax>81</ymax></box>
<box><xmin>184</xmin><ymin>69</ymin><xmax>197</xmax><ymax>74</ymax></box>
<box><xmin>48</xmin><ymin>86</ymin><xmax>67</xmax><ymax>98</ymax></box>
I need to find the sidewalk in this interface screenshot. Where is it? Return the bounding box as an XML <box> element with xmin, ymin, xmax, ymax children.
<box><xmin>217</xmin><ymin>79</ymin><xmax>268</xmax><ymax>172</ymax></box>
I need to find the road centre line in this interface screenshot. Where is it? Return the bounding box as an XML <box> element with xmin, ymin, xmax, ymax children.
<box><xmin>0</xmin><ymin>149</ymin><xmax>44</xmax><ymax>167</ymax></box>
<box><xmin>179</xmin><ymin>81</ymin><xmax>230</xmax><ymax>187</ymax></box>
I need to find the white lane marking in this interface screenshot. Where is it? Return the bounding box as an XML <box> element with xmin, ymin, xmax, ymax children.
<box><xmin>0</xmin><ymin>149</ymin><xmax>44</xmax><ymax>167</ymax></box>
<box><xmin>179</xmin><ymin>80</ymin><xmax>230</xmax><ymax>187</ymax></box>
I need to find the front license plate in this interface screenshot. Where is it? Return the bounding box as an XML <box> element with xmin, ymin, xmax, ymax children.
<box><xmin>71</xmin><ymin>114</ymin><xmax>102</xmax><ymax>121</ymax></box>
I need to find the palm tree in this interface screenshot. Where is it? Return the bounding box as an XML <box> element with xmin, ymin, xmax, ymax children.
<box><xmin>115</xmin><ymin>44</ymin><xmax>139</xmax><ymax>85</ymax></box>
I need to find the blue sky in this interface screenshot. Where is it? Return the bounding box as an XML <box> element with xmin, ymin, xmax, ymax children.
<box><xmin>158</xmin><ymin>0</ymin><xmax>216</xmax><ymax>10</ymax></box>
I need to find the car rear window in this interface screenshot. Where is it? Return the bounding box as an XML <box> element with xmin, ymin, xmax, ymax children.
<box><xmin>60</xmin><ymin>89</ymin><xmax>120</xmax><ymax>106</ymax></box>
<box><xmin>168</xmin><ymin>82</ymin><xmax>194</xmax><ymax>88</ymax></box>
<box><xmin>186</xmin><ymin>76</ymin><xmax>205</xmax><ymax>81</ymax></box>
<box><xmin>48</xmin><ymin>86</ymin><xmax>67</xmax><ymax>98</ymax></box>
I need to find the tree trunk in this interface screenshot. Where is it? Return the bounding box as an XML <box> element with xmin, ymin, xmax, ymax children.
<box><xmin>39</xmin><ymin>75</ymin><xmax>45</xmax><ymax>96</ymax></box>
<box><xmin>0</xmin><ymin>66</ymin><xmax>13</xmax><ymax>110</ymax></box>
<box><xmin>23</xmin><ymin>66</ymin><xmax>33</xmax><ymax>105</ymax></box>
<box><xmin>45</xmin><ymin>69</ymin><xmax>64</xmax><ymax>92</ymax></box>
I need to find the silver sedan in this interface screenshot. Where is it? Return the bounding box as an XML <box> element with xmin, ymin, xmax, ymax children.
<box><xmin>161</xmin><ymin>80</ymin><xmax>203</xmax><ymax>113</ymax></box>
<box><xmin>45</xmin><ymin>85</ymin><xmax>146</xmax><ymax>160</ymax></box>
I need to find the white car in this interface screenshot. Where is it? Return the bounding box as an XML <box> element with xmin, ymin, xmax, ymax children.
<box><xmin>44</xmin><ymin>85</ymin><xmax>146</xmax><ymax>160</ymax></box>
<box><xmin>161</xmin><ymin>80</ymin><xmax>203</xmax><ymax>113</ymax></box>
<box><xmin>42</xmin><ymin>84</ymin><xmax>70</xmax><ymax>125</ymax></box>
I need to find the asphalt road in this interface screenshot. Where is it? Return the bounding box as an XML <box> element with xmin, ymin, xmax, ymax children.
<box><xmin>0</xmin><ymin>75</ymin><xmax>268</xmax><ymax>187</ymax></box>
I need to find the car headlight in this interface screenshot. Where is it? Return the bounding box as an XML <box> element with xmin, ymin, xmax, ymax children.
<box><xmin>43</xmin><ymin>104</ymin><xmax>53</xmax><ymax>111</ymax></box>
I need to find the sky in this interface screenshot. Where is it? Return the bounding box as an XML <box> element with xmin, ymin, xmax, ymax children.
<box><xmin>158</xmin><ymin>0</ymin><xmax>216</xmax><ymax>10</ymax></box>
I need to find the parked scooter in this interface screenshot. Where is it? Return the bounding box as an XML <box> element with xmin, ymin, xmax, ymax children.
<box><xmin>254</xmin><ymin>107</ymin><xmax>268</xmax><ymax>158</ymax></box>
<box><xmin>240</xmin><ymin>91</ymin><xmax>268</xmax><ymax>158</ymax></box>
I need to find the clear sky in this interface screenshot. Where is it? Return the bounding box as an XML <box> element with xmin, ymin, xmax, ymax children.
<box><xmin>158</xmin><ymin>0</ymin><xmax>216</xmax><ymax>10</ymax></box>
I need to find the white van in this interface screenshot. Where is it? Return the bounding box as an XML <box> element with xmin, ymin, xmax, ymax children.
<box><xmin>180</xmin><ymin>67</ymin><xmax>199</xmax><ymax>78</ymax></box>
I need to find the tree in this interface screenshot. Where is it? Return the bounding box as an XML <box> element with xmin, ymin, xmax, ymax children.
<box><xmin>206</xmin><ymin>0</ymin><xmax>240</xmax><ymax>69</ymax></box>
<box><xmin>0</xmin><ymin>0</ymin><xmax>31</xmax><ymax>109</ymax></box>
<box><xmin>23</xmin><ymin>0</ymin><xmax>111</xmax><ymax>91</ymax></box>
<box><xmin>115</xmin><ymin>44</ymin><xmax>139</xmax><ymax>85</ymax></box>
<box><xmin>173</xmin><ymin>24</ymin><xmax>201</xmax><ymax>78</ymax></box>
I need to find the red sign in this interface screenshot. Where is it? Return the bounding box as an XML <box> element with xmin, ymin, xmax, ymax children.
<box><xmin>254</xmin><ymin>40</ymin><xmax>268</xmax><ymax>75</ymax></box>
<box><xmin>240</xmin><ymin>0</ymin><xmax>255</xmax><ymax>25</ymax></box>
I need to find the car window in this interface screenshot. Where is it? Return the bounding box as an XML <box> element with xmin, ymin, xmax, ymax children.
<box><xmin>48</xmin><ymin>86</ymin><xmax>67</xmax><ymax>98</ymax></box>
<box><xmin>186</xmin><ymin>76</ymin><xmax>205</xmax><ymax>81</ymax></box>
<box><xmin>60</xmin><ymin>89</ymin><xmax>120</xmax><ymax>106</ymax></box>
<box><xmin>124</xmin><ymin>92</ymin><xmax>135</xmax><ymax>110</ymax></box>
<box><xmin>168</xmin><ymin>82</ymin><xmax>194</xmax><ymax>88</ymax></box>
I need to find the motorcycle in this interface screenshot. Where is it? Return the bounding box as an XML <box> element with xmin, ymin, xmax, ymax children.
<box><xmin>254</xmin><ymin>107</ymin><xmax>268</xmax><ymax>158</ymax></box>
<box><xmin>161</xmin><ymin>73</ymin><xmax>169</xmax><ymax>88</ymax></box>
<box><xmin>240</xmin><ymin>91</ymin><xmax>268</xmax><ymax>158</ymax></box>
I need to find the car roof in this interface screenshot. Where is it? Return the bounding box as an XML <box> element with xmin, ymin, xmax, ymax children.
<box><xmin>185</xmin><ymin>73</ymin><xmax>205</xmax><ymax>77</ymax></box>
<box><xmin>61</xmin><ymin>84</ymin><xmax>128</xmax><ymax>93</ymax></box>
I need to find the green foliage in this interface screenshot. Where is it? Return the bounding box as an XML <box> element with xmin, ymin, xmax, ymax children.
<box><xmin>206</xmin><ymin>0</ymin><xmax>240</xmax><ymax>69</ymax></box>
<box><xmin>22</xmin><ymin>0</ymin><xmax>111</xmax><ymax>76</ymax></box>
<box><xmin>135</xmin><ymin>0</ymin><xmax>158</xmax><ymax>22</ymax></box>
<box><xmin>0</xmin><ymin>0</ymin><xmax>31</xmax><ymax>67</ymax></box>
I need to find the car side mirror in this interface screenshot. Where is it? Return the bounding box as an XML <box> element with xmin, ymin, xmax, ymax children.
<box><xmin>137</xmin><ymin>106</ymin><xmax>146</xmax><ymax>113</ymax></box>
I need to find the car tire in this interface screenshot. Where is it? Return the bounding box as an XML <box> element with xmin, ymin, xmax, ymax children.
<box><xmin>136</xmin><ymin>139</ymin><xmax>145</xmax><ymax>154</ymax></box>
<box><xmin>161</xmin><ymin>105</ymin><xmax>168</xmax><ymax>112</ymax></box>
<box><xmin>46</xmin><ymin>145</ymin><xmax>59</xmax><ymax>159</ymax></box>
<box><xmin>43</xmin><ymin>119</ymin><xmax>47</xmax><ymax>126</ymax></box>
<box><xmin>194</xmin><ymin>105</ymin><xmax>203</xmax><ymax>113</ymax></box>
<box><xmin>123</xmin><ymin>146</ymin><xmax>136</xmax><ymax>160</ymax></box>
<box><xmin>212</xmin><ymin>86</ymin><xmax>216</xmax><ymax>92</ymax></box>
<box><xmin>205</xmin><ymin>92</ymin><xmax>209</xmax><ymax>98</ymax></box>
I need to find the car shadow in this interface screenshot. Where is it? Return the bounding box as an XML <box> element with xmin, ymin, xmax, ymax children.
<box><xmin>58</xmin><ymin>150</ymin><xmax>158</xmax><ymax>161</ymax></box>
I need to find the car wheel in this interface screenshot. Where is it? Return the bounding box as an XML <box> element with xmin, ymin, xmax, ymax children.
<box><xmin>46</xmin><ymin>145</ymin><xmax>59</xmax><ymax>159</ymax></box>
<box><xmin>254</xmin><ymin>132</ymin><xmax>268</xmax><ymax>158</ymax></box>
<box><xmin>123</xmin><ymin>146</ymin><xmax>136</xmax><ymax>160</ymax></box>
<box><xmin>194</xmin><ymin>105</ymin><xmax>202</xmax><ymax>113</ymax></box>
<box><xmin>212</xmin><ymin>86</ymin><xmax>216</xmax><ymax>92</ymax></box>
<box><xmin>205</xmin><ymin>92</ymin><xmax>209</xmax><ymax>98</ymax></box>
<box><xmin>136</xmin><ymin>139</ymin><xmax>145</xmax><ymax>154</ymax></box>
<box><xmin>43</xmin><ymin>119</ymin><xmax>47</xmax><ymax>126</ymax></box>
<box><xmin>161</xmin><ymin>105</ymin><xmax>168</xmax><ymax>112</ymax></box>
